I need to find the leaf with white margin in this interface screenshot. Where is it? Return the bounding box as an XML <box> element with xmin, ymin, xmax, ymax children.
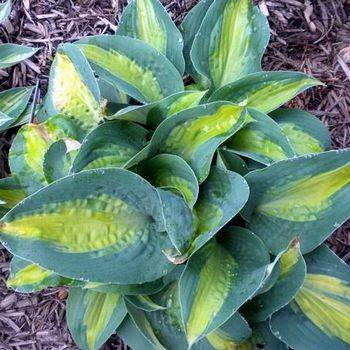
<box><xmin>270</xmin><ymin>244</ymin><xmax>350</xmax><ymax>350</ymax></box>
<box><xmin>118</xmin><ymin>0</ymin><xmax>185</xmax><ymax>74</ymax></box>
<box><xmin>243</xmin><ymin>148</ymin><xmax>350</xmax><ymax>254</ymax></box>
<box><xmin>270</xmin><ymin>108</ymin><xmax>331</xmax><ymax>156</ymax></box>
<box><xmin>67</xmin><ymin>287</ymin><xmax>127</xmax><ymax>350</ymax></box>
<box><xmin>190</xmin><ymin>0</ymin><xmax>270</xmax><ymax>89</ymax></box>
<box><xmin>149</xmin><ymin>102</ymin><xmax>246</xmax><ymax>183</ymax></box>
<box><xmin>0</xmin><ymin>168</ymin><xmax>174</xmax><ymax>284</ymax></box>
<box><xmin>209</xmin><ymin>71</ymin><xmax>323</xmax><ymax>114</ymax></box>
<box><xmin>179</xmin><ymin>226</ymin><xmax>270</xmax><ymax>346</ymax></box>
<box><xmin>76</xmin><ymin>35</ymin><xmax>184</xmax><ymax>104</ymax></box>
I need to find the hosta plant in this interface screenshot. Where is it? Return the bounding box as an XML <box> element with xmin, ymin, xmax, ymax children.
<box><xmin>1</xmin><ymin>0</ymin><xmax>350</xmax><ymax>349</ymax></box>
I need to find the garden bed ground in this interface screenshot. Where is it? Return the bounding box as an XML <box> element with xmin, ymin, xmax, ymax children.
<box><xmin>0</xmin><ymin>0</ymin><xmax>349</xmax><ymax>349</ymax></box>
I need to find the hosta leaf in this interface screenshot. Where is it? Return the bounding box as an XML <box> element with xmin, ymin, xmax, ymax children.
<box><xmin>197</xmin><ymin>313</ymin><xmax>253</xmax><ymax>350</ymax></box>
<box><xmin>9</xmin><ymin>120</ymin><xmax>68</xmax><ymax>194</ymax></box>
<box><xmin>179</xmin><ymin>0</ymin><xmax>214</xmax><ymax>86</ymax></box>
<box><xmin>158</xmin><ymin>189</ymin><xmax>194</xmax><ymax>256</ymax></box>
<box><xmin>83</xmin><ymin>278</ymin><xmax>166</xmax><ymax>296</ymax></box>
<box><xmin>0</xmin><ymin>168</ymin><xmax>174</xmax><ymax>284</ymax></box>
<box><xmin>118</xmin><ymin>0</ymin><xmax>185</xmax><ymax>74</ymax></box>
<box><xmin>0</xmin><ymin>177</ymin><xmax>26</xmax><ymax>218</ymax></box>
<box><xmin>71</xmin><ymin>120</ymin><xmax>148</xmax><ymax>173</ymax></box>
<box><xmin>216</xmin><ymin>149</ymin><xmax>248</xmax><ymax>175</ymax></box>
<box><xmin>0</xmin><ymin>43</ymin><xmax>38</xmax><ymax>69</ymax></box>
<box><xmin>98</xmin><ymin>78</ymin><xmax>129</xmax><ymax>105</ymax></box>
<box><xmin>243</xmin><ymin>149</ymin><xmax>350</xmax><ymax>254</ymax></box>
<box><xmin>43</xmin><ymin>139</ymin><xmax>79</xmax><ymax>183</ymax></box>
<box><xmin>122</xmin><ymin>281</ymin><xmax>252</xmax><ymax>350</ymax></box>
<box><xmin>190</xmin><ymin>167</ymin><xmax>249</xmax><ymax>255</ymax></box>
<box><xmin>126</xmin><ymin>301</ymin><xmax>167</xmax><ymax>349</ymax></box>
<box><xmin>117</xmin><ymin>316</ymin><xmax>155</xmax><ymax>350</ymax></box>
<box><xmin>242</xmin><ymin>239</ymin><xmax>306</xmax><ymax>322</ymax></box>
<box><xmin>270</xmin><ymin>245</ymin><xmax>350</xmax><ymax>350</ymax></box>
<box><xmin>224</xmin><ymin>108</ymin><xmax>295</xmax><ymax>165</ymax></box>
<box><xmin>7</xmin><ymin>256</ymin><xmax>77</xmax><ymax>293</ymax></box>
<box><xmin>110</xmin><ymin>90</ymin><xmax>206</xmax><ymax>128</ymax></box>
<box><xmin>67</xmin><ymin>287</ymin><xmax>127</xmax><ymax>350</ymax></box>
<box><xmin>76</xmin><ymin>35</ymin><xmax>184</xmax><ymax>103</ymax></box>
<box><xmin>190</xmin><ymin>0</ymin><xmax>270</xmax><ymax>89</ymax></box>
<box><xmin>0</xmin><ymin>0</ymin><xmax>11</xmax><ymax>22</ymax></box>
<box><xmin>209</xmin><ymin>71</ymin><xmax>323</xmax><ymax>113</ymax></box>
<box><xmin>125</xmin><ymin>295</ymin><xmax>166</xmax><ymax>312</ymax></box>
<box><xmin>149</xmin><ymin>102</ymin><xmax>246</xmax><ymax>183</ymax></box>
<box><xmin>44</xmin><ymin>43</ymin><xmax>101</xmax><ymax>138</ymax></box>
<box><xmin>252</xmin><ymin>321</ymin><xmax>288</xmax><ymax>350</ymax></box>
<box><xmin>137</xmin><ymin>154</ymin><xmax>199</xmax><ymax>208</ymax></box>
<box><xmin>270</xmin><ymin>108</ymin><xmax>331</xmax><ymax>156</ymax></box>
<box><xmin>0</xmin><ymin>86</ymin><xmax>34</xmax><ymax>131</ymax></box>
<box><xmin>179</xmin><ymin>227</ymin><xmax>270</xmax><ymax>346</ymax></box>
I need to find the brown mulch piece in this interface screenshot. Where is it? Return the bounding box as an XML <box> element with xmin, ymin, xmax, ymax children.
<box><xmin>0</xmin><ymin>0</ymin><xmax>349</xmax><ymax>349</ymax></box>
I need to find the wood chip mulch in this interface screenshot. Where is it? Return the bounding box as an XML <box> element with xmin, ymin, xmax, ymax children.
<box><xmin>0</xmin><ymin>0</ymin><xmax>349</xmax><ymax>349</ymax></box>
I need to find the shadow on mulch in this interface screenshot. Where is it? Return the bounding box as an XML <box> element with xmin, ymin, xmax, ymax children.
<box><xmin>0</xmin><ymin>0</ymin><xmax>349</xmax><ymax>349</ymax></box>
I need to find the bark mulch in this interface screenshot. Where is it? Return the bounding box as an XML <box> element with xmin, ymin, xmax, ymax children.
<box><xmin>0</xmin><ymin>0</ymin><xmax>349</xmax><ymax>349</ymax></box>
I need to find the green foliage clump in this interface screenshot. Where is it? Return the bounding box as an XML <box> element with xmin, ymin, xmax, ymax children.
<box><xmin>1</xmin><ymin>0</ymin><xmax>350</xmax><ymax>349</ymax></box>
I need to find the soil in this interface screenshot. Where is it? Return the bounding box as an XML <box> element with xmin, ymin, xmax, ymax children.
<box><xmin>0</xmin><ymin>0</ymin><xmax>349</xmax><ymax>349</ymax></box>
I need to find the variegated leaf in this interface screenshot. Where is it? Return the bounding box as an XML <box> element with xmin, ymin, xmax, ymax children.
<box><xmin>189</xmin><ymin>167</ymin><xmax>249</xmax><ymax>256</ymax></box>
<box><xmin>252</xmin><ymin>321</ymin><xmax>288</xmax><ymax>350</ymax></box>
<box><xmin>158</xmin><ymin>188</ymin><xmax>195</xmax><ymax>256</ymax></box>
<box><xmin>67</xmin><ymin>287</ymin><xmax>127</xmax><ymax>350</ymax></box>
<box><xmin>179</xmin><ymin>227</ymin><xmax>270</xmax><ymax>346</ymax></box>
<box><xmin>149</xmin><ymin>102</ymin><xmax>246</xmax><ymax>183</ymax></box>
<box><xmin>0</xmin><ymin>43</ymin><xmax>38</xmax><ymax>69</ymax></box>
<box><xmin>190</xmin><ymin>0</ymin><xmax>270</xmax><ymax>89</ymax></box>
<box><xmin>71</xmin><ymin>120</ymin><xmax>148</xmax><ymax>173</ymax></box>
<box><xmin>242</xmin><ymin>239</ymin><xmax>306</xmax><ymax>322</ymax></box>
<box><xmin>44</xmin><ymin>43</ymin><xmax>101</xmax><ymax>138</ymax></box>
<box><xmin>216</xmin><ymin>149</ymin><xmax>249</xmax><ymax>176</ymax></box>
<box><xmin>43</xmin><ymin>139</ymin><xmax>79</xmax><ymax>183</ymax></box>
<box><xmin>0</xmin><ymin>177</ymin><xmax>26</xmax><ymax>218</ymax></box>
<box><xmin>109</xmin><ymin>90</ymin><xmax>207</xmax><ymax>128</ymax></box>
<box><xmin>9</xmin><ymin>119</ymin><xmax>70</xmax><ymax>194</ymax></box>
<box><xmin>270</xmin><ymin>108</ymin><xmax>331</xmax><ymax>156</ymax></box>
<box><xmin>76</xmin><ymin>35</ymin><xmax>184</xmax><ymax>103</ymax></box>
<box><xmin>125</xmin><ymin>294</ymin><xmax>166</xmax><ymax>312</ymax></box>
<box><xmin>270</xmin><ymin>245</ymin><xmax>350</xmax><ymax>350</ymax></box>
<box><xmin>224</xmin><ymin>108</ymin><xmax>295</xmax><ymax>165</ymax></box>
<box><xmin>118</xmin><ymin>0</ymin><xmax>185</xmax><ymax>74</ymax></box>
<box><xmin>243</xmin><ymin>149</ymin><xmax>350</xmax><ymax>254</ymax></box>
<box><xmin>0</xmin><ymin>86</ymin><xmax>34</xmax><ymax>131</ymax></box>
<box><xmin>179</xmin><ymin>0</ymin><xmax>214</xmax><ymax>87</ymax></box>
<box><xmin>209</xmin><ymin>71</ymin><xmax>323</xmax><ymax>113</ymax></box>
<box><xmin>137</xmin><ymin>154</ymin><xmax>199</xmax><ymax>208</ymax></box>
<box><xmin>7</xmin><ymin>256</ymin><xmax>78</xmax><ymax>293</ymax></box>
<box><xmin>0</xmin><ymin>168</ymin><xmax>174</xmax><ymax>284</ymax></box>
